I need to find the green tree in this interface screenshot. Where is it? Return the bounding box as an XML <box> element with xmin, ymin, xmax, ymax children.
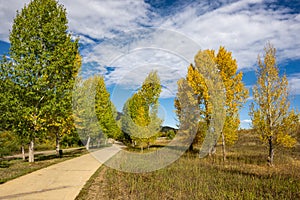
<box><xmin>46</xmin><ymin>53</ymin><xmax>81</xmax><ymax>155</ymax></box>
<box><xmin>95</xmin><ymin>75</ymin><xmax>122</xmax><ymax>140</ymax></box>
<box><xmin>121</xmin><ymin>71</ymin><xmax>162</xmax><ymax>151</ymax></box>
<box><xmin>73</xmin><ymin>76</ymin><xmax>101</xmax><ymax>150</ymax></box>
<box><xmin>250</xmin><ymin>43</ymin><xmax>298</xmax><ymax>166</ymax></box>
<box><xmin>1</xmin><ymin>56</ymin><xmax>31</xmax><ymax>160</ymax></box>
<box><xmin>6</xmin><ymin>0</ymin><xmax>79</xmax><ymax>162</ymax></box>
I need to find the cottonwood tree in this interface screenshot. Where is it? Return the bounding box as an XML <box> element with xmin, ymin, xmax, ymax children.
<box><xmin>73</xmin><ymin>75</ymin><xmax>120</xmax><ymax>149</ymax></box>
<box><xmin>250</xmin><ymin>43</ymin><xmax>298</xmax><ymax>166</ymax></box>
<box><xmin>95</xmin><ymin>75</ymin><xmax>122</xmax><ymax>141</ymax></box>
<box><xmin>0</xmin><ymin>59</ymin><xmax>28</xmax><ymax>159</ymax></box>
<box><xmin>46</xmin><ymin>53</ymin><xmax>81</xmax><ymax>155</ymax></box>
<box><xmin>121</xmin><ymin>71</ymin><xmax>162</xmax><ymax>151</ymax></box>
<box><xmin>175</xmin><ymin>47</ymin><xmax>248</xmax><ymax>160</ymax></box>
<box><xmin>73</xmin><ymin>77</ymin><xmax>101</xmax><ymax>150</ymax></box>
<box><xmin>7</xmin><ymin>0</ymin><xmax>79</xmax><ymax>162</ymax></box>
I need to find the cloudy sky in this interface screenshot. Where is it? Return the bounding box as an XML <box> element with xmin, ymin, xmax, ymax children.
<box><xmin>1</xmin><ymin>0</ymin><xmax>300</xmax><ymax>128</ymax></box>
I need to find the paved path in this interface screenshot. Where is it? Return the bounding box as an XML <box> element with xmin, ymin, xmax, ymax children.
<box><xmin>0</xmin><ymin>144</ymin><xmax>123</xmax><ymax>200</ymax></box>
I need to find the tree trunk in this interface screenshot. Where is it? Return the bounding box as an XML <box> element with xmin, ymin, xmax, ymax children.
<box><xmin>28</xmin><ymin>140</ymin><xmax>34</xmax><ymax>163</ymax></box>
<box><xmin>268</xmin><ymin>136</ymin><xmax>274</xmax><ymax>166</ymax></box>
<box><xmin>21</xmin><ymin>145</ymin><xmax>25</xmax><ymax>161</ymax></box>
<box><xmin>97</xmin><ymin>139</ymin><xmax>100</xmax><ymax>148</ymax></box>
<box><xmin>56</xmin><ymin>133</ymin><xmax>60</xmax><ymax>156</ymax></box>
<box><xmin>86</xmin><ymin>136</ymin><xmax>90</xmax><ymax>150</ymax></box>
<box><xmin>221</xmin><ymin>131</ymin><xmax>226</xmax><ymax>162</ymax></box>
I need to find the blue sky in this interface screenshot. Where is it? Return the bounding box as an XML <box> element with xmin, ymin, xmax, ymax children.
<box><xmin>1</xmin><ymin>0</ymin><xmax>300</xmax><ymax>129</ymax></box>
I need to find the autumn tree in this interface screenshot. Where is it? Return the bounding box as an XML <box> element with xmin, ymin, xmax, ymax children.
<box><xmin>250</xmin><ymin>43</ymin><xmax>298</xmax><ymax>166</ymax></box>
<box><xmin>175</xmin><ymin>47</ymin><xmax>248</xmax><ymax>160</ymax></box>
<box><xmin>95</xmin><ymin>76</ymin><xmax>122</xmax><ymax>140</ymax></box>
<box><xmin>73</xmin><ymin>75</ymin><xmax>121</xmax><ymax>149</ymax></box>
<box><xmin>6</xmin><ymin>0</ymin><xmax>79</xmax><ymax>162</ymax></box>
<box><xmin>73</xmin><ymin>76</ymin><xmax>101</xmax><ymax>150</ymax></box>
<box><xmin>121</xmin><ymin>71</ymin><xmax>162</xmax><ymax>151</ymax></box>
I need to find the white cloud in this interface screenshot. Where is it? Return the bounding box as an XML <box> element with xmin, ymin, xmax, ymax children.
<box><xmin>61</xmin><ymin>0</ymin><xmax>151</xmax><ymax>39</ymax></box>
<box><xmin>160</xmin><ymin>0</ymin><xmax>300</xmax><ymax>69</ymax></box>
<box><xmin>288</xmin><ymin>73</ymin><xmax>300</xmax><ymax>95</ymax></box>
<box><xmin>241</xmin><ymin>119</ymin><xmax>252</xmax><ymax>123</ymax></box>
<box><xmin>0</xmin><ymin>0</ymin><xmax>151</xmax><ymax>41</ymax></box>
<box><xmin>0</xmin><ymin>1</ymin><xmax>29</xmax><ymax>41</ymax></box>
<box><xmin>93</xmin><ymin>46</ymin><xmax>190</xmax><ymax>98</ymax></box>
<box><xmin>1</xmin><ymin>0</ymin><xmax>299</xmax><ymax>99</ymax></box>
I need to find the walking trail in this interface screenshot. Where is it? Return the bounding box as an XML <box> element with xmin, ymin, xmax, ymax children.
<box><xmin>0</xmin><ymin>144</ymin><xmax>123</xmax><ymax>200</ymax></box>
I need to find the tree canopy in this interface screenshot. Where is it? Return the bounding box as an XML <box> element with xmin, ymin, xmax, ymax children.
<box><xmin>121</xmin><ymin>71</ymin><xmax>162</xmax><ymax>150</ymax></box>
<box><xmin>4</xmin><ymin>0</ymin><xmax>80</xmax><ymax>162</ymax></box>
<box><xmin>175</xmin><ymin>47</ymin><xmax>248</xmax><ymax>159</ymax></box>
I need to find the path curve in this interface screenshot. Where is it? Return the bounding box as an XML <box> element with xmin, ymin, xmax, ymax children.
<box><xmin>0</xmin><ymin>144</ymin><xmax>122</xmax><ymax>200</ymax></box>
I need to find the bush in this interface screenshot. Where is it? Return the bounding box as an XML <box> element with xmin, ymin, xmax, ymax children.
<box><xmin>0</xmin><ymin>131</ymin><xmax>19</xmax><ymax>157</ymax></box>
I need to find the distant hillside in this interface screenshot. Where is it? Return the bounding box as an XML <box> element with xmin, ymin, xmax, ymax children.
<box><xmin>160</xmin><ymin>126</ymin><xmax>178</xmax><ymax>133</ymax></box>
<box><xmin>116</xmin><ymin>112</ymin><xmax>177</xmax><ymax>133</ymax></box>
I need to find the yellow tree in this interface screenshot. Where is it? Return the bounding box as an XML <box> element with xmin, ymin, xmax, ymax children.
<box><xmin>250</xmin><ymin>43</ymin><xmax>298</xmax><ymax>166</ymax></box>
<box><xmin>175</xmin><ymin>47</ymin><xmax>248</xmax><ymax>160</ymax></box>
<box><xmin>216</xmin><ymin>47</ymin><xmax>248</xmax><ymax>160</ymax></box>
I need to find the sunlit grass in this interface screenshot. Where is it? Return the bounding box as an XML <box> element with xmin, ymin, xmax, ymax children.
<box><xmin>76</xmin><ymin>133</ymin><xmax>300</xmax><ymax>200</ymax></box>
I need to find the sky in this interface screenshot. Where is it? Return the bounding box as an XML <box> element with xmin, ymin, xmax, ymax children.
<box><xmin>0</xmin><ymin>0</ymin><xmax>300</xmax><ymax>129</ymax></box>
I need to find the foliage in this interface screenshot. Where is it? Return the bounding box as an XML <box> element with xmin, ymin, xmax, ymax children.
<box><xmin>94</xmin><ymin>76</ymin><xmax>122</xmax><ymax>140</ymax></box>
<box><xmin>175</xmin><ymin>47</ymin><xmax>248</xmax><ymax>157</ymax></box>
<box><xmin>0</xmin><ymin>131</ymin><xmax>19</xmax><ymax>157</ymax></box>
<box><xmin>73</xmin><ymin>76</ymin><xmax>102</xmax><ymax>150</ymax></box>
<box><xmin>250</xmin><ymin>43</ymin><xmax>298</xmax><ymax>165</ymax></box>
<box><xmin>5</xmin><ymin>0</ymin><xmax>79</xmax><ymax>161</ymax></box>
<box><xmin>73</xmin><ymin>75</ymin><xmax>121</xmax><ymax>149</ymax></box>
<box><xmin>121</xmin><ymin>71</ymin><xmax>162</xmax><ymax>149</ymax></box>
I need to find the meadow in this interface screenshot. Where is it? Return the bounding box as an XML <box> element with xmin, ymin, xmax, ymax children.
<box><xmin>76</xmin><ymin>132</ymin><xmax>300</xmax><ymax>200</ymax></box>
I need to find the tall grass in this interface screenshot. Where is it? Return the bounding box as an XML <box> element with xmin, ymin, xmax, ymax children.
<box><xmin>76</xmin><ymin>133</ymin><xmax>300</xmax><ymax>200</ymax></box>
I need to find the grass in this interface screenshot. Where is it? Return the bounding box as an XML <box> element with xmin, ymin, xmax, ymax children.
<box><xmin>76</xmin><ymin>133</ymin><xmax>300</xmax><ymax>200</ymax></box>
<box><xmin>0</xmin><ymin>147</ymin><xmax>88</xmax><ymax>184</ymax></box>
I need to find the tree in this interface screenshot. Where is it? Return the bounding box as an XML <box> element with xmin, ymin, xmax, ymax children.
<box><xmin>7</xmin><ymin>0</ymin><xmax>79</xmax><ymax>162</ymax></box>
<box><xmin>250</xmin><ymin>43</ymin><xmax>298</xmax><ymax>166</ymax></box>
<box><xmin>1</xmin><ymin>56</ymin><xmax>31</xmax><ymax>160</ymax></box>
<box><xmin>73</xmin><ymin>76</ymin><xmax>101</xmax><ymax>150</ymax></box>
<box><xmin>94</xmin><ymin>76</ymin><xmax>122</xmax><ymax>140</ymax></box>
<box><xmin>215</xmin><ymin>47</ymin><xmax>248</xmax><ymax>160</ymax></box>
<box><xmin>175</xmin><ymin>47</ymin><xmax>248</xmax><ymax>160</ymax></box>
<box><xmin>121</xmin><ymin>71</ymin><xmax>162</xmax><ymax>151</ymax></box>
<box><xmin>73</xmin><ymin>75</ymin><xmax>120</xmax><ymax>149</ymax></box>
<box><xmin>46</xmin><ymin>52</ymin><xmax>81</xmax><ymax>156</ymax></box>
